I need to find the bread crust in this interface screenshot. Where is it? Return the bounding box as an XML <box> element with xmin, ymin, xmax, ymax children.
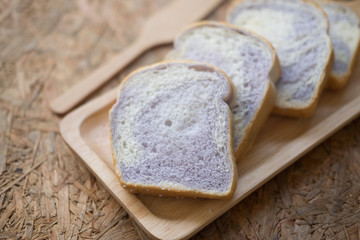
<box><xmin>235</xmin><ymin>82</ymin><xmax>276</xmax><ymax>160</ymax></box>
<box><xmin>109</xmin><ymin>60</ymin><xmax>238</xmax><ymax>199</ymax></box>
<box><xmin>227</xmin><ymin>0</ymin><xmax>333</xmax><ymax>118</ymax></box>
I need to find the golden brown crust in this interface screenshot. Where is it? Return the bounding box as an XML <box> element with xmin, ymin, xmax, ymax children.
<box><xmin>109</xmin><ymin>60</ymin><xmax>238</xmax><ymax>199</ymax></box>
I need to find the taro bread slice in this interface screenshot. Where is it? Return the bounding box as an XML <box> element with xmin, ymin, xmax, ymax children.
<box><xmin>228</xmin><ymin>0</ymin><xmax>333</xmax><ymax>117</ymax></box>
<box><xmin>167</xmin><ymin>21</ymin><xmax>280</xmax><ymax>161</ymax></box>
<box><xmin>319</xmin><ymin>1</ymin><xmax>360</xmax><ymax>89</ymax></box>
<box><xmin>109</xmin><ymin>61</ymin><xmax>237</xmax><ymax>199</ymax></box>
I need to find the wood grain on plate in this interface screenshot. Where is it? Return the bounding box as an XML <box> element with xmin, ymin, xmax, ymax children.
<box><xmin>60</xmin><ymin>62</ymin><xmax>360</xmax><ymax>240</ymax></box>
<box><xmin>60</xmin><ymin>2</ymin><xmax>360</xmax><ymax>239</ymax></box>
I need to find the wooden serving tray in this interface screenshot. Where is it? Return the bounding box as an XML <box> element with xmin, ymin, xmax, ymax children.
<box><xmin>60</xmin><ymin>2</ymin><xmax>360</xmax><ymax>238</ymax></box>
<box><xmin>60</xmin><ymin>67</ymin><xmax>360</xmax><ymax>239</ymax></box>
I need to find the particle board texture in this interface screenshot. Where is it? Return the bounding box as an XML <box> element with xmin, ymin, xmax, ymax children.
<box><xmin>0</xmin><ymin>0</ymin><xmax>360</xmax><ymax>239</ymax></box>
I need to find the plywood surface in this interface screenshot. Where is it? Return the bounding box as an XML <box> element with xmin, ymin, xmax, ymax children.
<box><xmin>1</xmin><ymin>0</ymin><xmax>360</xmax><ymax>239</ymax></box>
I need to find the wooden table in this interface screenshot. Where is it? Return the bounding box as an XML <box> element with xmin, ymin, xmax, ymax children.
<box><xmin>0</xmin><ymin>0</ymin><xmax>359</xmax><ymax>239</ymax></box>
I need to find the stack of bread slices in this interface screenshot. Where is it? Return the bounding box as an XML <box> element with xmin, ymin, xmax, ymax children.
<box><xmin>110</xmin><ymin>0</ymin><xmax>360</xmax><ymax>199</ymax></box>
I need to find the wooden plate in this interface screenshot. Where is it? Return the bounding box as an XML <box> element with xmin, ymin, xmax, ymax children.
<box><xmin>60</xmin><ymin>4</ymin><xmax>360</xmax><ymax>239</ymax></box>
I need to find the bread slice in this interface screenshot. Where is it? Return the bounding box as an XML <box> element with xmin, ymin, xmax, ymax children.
<box><xmin>109</xmin><ymin>61</ymin><xmax>237</xmax><ymax>199</ymax></box>
<box><xmin>316</xmin><ymin>1</ymin><xmax>360</xmax><ymax>89</ymax></box>
<box><xmin>227</xmin><ymin>0</ymin><xmax>333</xmax><ymax>117</ymax></box>
<box><xmin>166</xmin><ymin>21</ymin><xmax>280</xmax><ymax>161</ymax></box>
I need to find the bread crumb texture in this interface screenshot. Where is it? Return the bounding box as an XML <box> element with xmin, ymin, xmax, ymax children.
<box><xmin>110</xmin><ymin>62</ymin><xmax>236</xmax><ymax>198</ymax></box>
<box><xmin>228</xmin><ymin>0</ymin><xmax>332</xmax><ymax>110</ymax></box>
